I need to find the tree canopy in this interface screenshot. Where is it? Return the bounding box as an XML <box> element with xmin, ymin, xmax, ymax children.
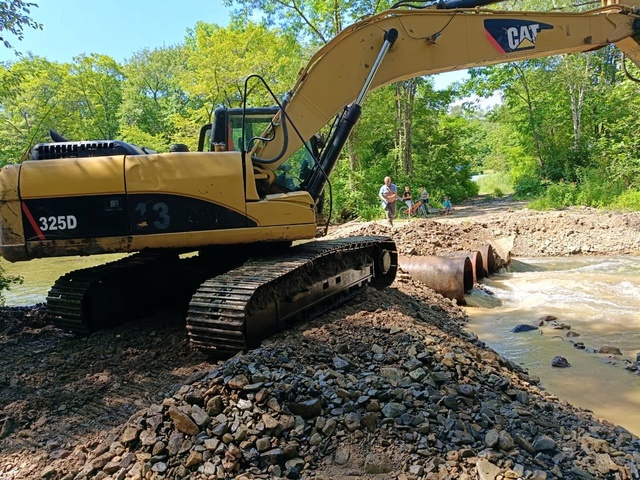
<box><xmin>0</xmin><ymin>0</ymin><xmax>42</xmax><ymax>53</ymax></box>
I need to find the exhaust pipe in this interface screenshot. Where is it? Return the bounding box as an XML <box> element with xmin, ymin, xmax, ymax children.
<box><xmin>399</xmin><ymin>255</ymin><xmax>473</xmax><ymax>305</ymax></box>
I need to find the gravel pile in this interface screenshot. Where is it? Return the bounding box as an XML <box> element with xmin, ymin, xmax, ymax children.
<box><xmin>327</xmin><ymin>205</ymin><xmax>640</xmax><ymax>259</ymax></box>
<box><xmin>28</xmin><ymin>284</ymin><xmax>640</xmax><ymax>480</ymax></box>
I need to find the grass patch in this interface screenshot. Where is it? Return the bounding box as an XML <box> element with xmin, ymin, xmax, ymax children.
<box><xmin>474</xmin><ymin>172</ymin><xmax>513</xmax><ymax>197</ymax></box>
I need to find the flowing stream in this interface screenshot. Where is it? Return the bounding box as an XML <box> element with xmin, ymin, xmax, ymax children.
<box><xmin>465</xmin><ymin>255</ymin><xmax>640</xmax><ymax>436</ymax></box>
<box><xmin>3</xmin><ymin>254</ymin><xmax>640</xmax><ymax>435</ymax></box>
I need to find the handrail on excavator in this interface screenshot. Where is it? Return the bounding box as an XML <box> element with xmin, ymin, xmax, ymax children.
<box><xmin>390</xmin><ymin>0</ymin><xmax>506</xmax><ymax>10</ymax></box>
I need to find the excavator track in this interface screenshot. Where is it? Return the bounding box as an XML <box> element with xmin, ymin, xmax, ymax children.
<box><xmin>186</xmin><ymin>236</ymin><xmax>397</xmax><ymax>357</ymax></box>
<box><xmin>46</xmin><ymin>252</ymin><xmax>186</xmax><ymax>334</ymax></box>
<box><xmin>46</xmin><ymin>236</ymin><xmax>396</xmax><ymax>357</ymax></box>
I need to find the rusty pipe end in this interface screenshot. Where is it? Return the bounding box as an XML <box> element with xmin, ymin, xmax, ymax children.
<box><xmin>399</xmin><ymin>255</ymin><xmax>473</xmax><ymax>304</ymax></box>
<box><xmin>478</xmin><ymin>244</ymin><xmax>496</xmax><ymax>275</ymax></box>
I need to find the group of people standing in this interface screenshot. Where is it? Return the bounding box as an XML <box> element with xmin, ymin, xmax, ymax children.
<box><xmin>378</xmin><ymin>176</ymin><xmax>451</xmax><ymax>227</ymax></box>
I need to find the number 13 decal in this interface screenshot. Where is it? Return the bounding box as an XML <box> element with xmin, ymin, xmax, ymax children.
<box><xmin>135</xmin><ymin>202</ymin><xmax>170</xmax><ymax>229</ymax></box>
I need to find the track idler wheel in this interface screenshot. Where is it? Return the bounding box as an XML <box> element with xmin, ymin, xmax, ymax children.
<box><xmin>372</xmin><ymin>241</ymin><xmax>398</xmax><ymax>289</ymax></box>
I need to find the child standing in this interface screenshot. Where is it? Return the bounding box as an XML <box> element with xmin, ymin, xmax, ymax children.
<box><xmin>402</xmin><ymin>186</ymin><xmax>413</xmax><ymax>217</ymax></box>
<box><xmin>443</xmin><ymin>196</ymin><xmax>452</xmax><ymax>215</ymax></box>
<box><xmin>419</xmin><ymin>187</ymin><xmax>430</xmax><ymax>214</ymax></box>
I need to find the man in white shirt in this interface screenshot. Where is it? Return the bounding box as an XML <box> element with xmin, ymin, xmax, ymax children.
<box><xmin>379</xmin><ymin>176</ymin><xmax>398</xmax><ymax>227</ymax></box>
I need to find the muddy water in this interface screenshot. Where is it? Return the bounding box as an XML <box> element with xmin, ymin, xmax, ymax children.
<box><xmin>1</xmin><ymin>254</ymin><xmax>125</xmax><ymax>306</ymax></box>
<box><xmin>465</xmin><ymin>256</ymin><xmax>640</xmax><ymax>436</ymax></box>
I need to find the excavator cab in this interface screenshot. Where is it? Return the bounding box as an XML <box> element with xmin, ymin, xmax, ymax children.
<box><xmin>198</xmin><ymin>106</ymin><xmax>320</xmax><ymax>193</ymax></box>
<box><xmin>197</xmin><ymin>106</ymin><xmax>280</xmax><ymax>153</ymax></box>
<box><xmin>273</xmin><ymin>139</ymin><xmax>320</xmax><ymax>193</ymax></box>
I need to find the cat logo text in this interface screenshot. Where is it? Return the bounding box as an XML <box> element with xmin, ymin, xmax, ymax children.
<box><xmin>484</xmin><ymin>19</ymin><xmax>554</xmax><ymax>53</ymax></box>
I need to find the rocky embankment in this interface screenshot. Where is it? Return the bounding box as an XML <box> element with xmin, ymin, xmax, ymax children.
<box><xmin>1</xmin><ymin>199</ymin><xmax>640</xmax><ymax>480</ymax></box>
<box><xmin>325</xmin><ymin>201</ymin><xmax>640</xmax><ymax>259</ymax></box>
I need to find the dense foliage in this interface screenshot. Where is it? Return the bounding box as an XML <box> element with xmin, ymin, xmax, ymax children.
<box><xmin>464</xmin><ymin>38</ymin><xmax>640</xmax><ymax>210</ymax></box>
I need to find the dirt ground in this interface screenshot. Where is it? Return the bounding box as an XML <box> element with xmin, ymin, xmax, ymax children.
<box><xmin>327</xmin><ymin>195</ymin><xmax>640</xmax><ymax>259</ymax></box>
<box><xmin>1</xmin><ymin>195</ymin><xmax>639</xmax><ymax>479</ymax></box>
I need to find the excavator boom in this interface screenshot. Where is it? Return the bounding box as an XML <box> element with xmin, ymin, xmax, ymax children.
<box><xmin>252</xmin><ymin>1</ymin><xmax>640</xmax><ymax>176</ymax></box>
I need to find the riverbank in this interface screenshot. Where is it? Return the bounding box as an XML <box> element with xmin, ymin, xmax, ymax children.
<box><xmin>1</xmin><ymin>197</ymin><xmax>640</xmax><ymax>479</ymax></box>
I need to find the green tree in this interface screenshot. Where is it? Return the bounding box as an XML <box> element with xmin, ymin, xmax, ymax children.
<box><xmin>395</xmin><ymin>79</ymin><xmax>419</xmax><ymax>177</ymax></box>
<box><xmin>412</xmin><ymin>111</ymin><xmax>480</xmax><ymax>204</ymax></box>
<box><xmin>119</xmin><ymin>46</ymin><xmax>189</xmax><ymax>151</ymax></box>
<box><xmin>0</xmin><ymin>56</ymin><xmax>70</xmax><ymax>164</ymax></box>
<box><xmin>590</xmin><ymin>78</ymin><xmax>640</xmax><ymax>191</ymax></box>
<box><xmin>468</xmin><ymin>61</ymin><xmax>549</xmax><ymax>171</ymax></box>
<box><xmin>181</xmin><ymin>21</ymin><xmax>303</xmax><ymax>131</ymax></box>
<box><xmin>351</xmin><ymin>86</ymin><xmax>397</xmax><ymax>174</ymax></box>
<box><xmin>224</xmin><ymin>0</ymin><xmax>390</xmax><ymax>45</ymax></box>
<box><xmin>66</xmin><ymin>54</ymin><xmax>124</xmax><ymax>140</ymax></box>
<box><xmin>0</xmin><ymin>0</ymin><xmax>42</xmax><ymax>53</ymax></box>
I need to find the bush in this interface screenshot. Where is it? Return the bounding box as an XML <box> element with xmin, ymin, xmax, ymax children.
<box><xmin>548</xmin><ymin>182</ymin><xmax>578</xmax><ymax>207</ymax></box>
<box><xmin>513</xmin><ymin>174</ymin><xmax>545</xmax><ymax>199</ymax></box>
<box><xmin>529</xmin><ymin>181</ymin><xmax>578</xmax><ymax>210</ymax></box>
<box><xmin>0</xmin><ymin>265</ymin><xmax>22</xmax><ymax>306</ymax></box>
<box><xmin>574</xmin><ymin>168</ymin><xmax>622</xmax><ymax>208</ymax></box>
<box><xmin>526</xmin><ymin>197</ymin><xmax>547</xmax><ymax>210</ymax></box>
<box><xmin>610</xmin><ymin>190</ymin><xmax>640</xmax><ymax>211</ymax></box>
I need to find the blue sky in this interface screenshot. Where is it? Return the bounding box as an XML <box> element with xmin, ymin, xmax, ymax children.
<box><xmin>0</xmin><ymin>0</ymin><xmax>231</xmax><ymax>64</ymax></box>
<box><xmin>0</xmin><ymin>0</ymin><xmax>466</xmax><ymax>89</ymax></box>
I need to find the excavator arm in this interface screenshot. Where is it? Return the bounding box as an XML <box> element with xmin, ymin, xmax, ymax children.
<box><xmin>251</xmin><ymin>0</ymin><xmax>640</xmax><ymax>198</ymax></box>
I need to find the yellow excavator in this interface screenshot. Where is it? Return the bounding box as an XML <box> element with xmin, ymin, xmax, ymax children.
<box><xmin>2</xmin><ymin>0</ymin><xmax>640</xmax><ymax>356</ymax></box>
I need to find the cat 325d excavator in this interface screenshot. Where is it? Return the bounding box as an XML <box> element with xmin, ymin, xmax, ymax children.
<box><xmin>2</xmin><ymin>0</ymin><xmax>640</xmax><ymax>356</ymax></box>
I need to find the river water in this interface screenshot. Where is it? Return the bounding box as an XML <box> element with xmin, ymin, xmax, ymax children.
<box><xmin>2</xmin><ymin>254</ymin><xmax>640</xmax><ymax>435</ymax></box>
<box><xmin>465</xmin><ymin>255</ymin><xmax>640</xmax><ymax>436</ymax></box>
<box><xmin>1</xmin><ymin>254</ymin><xmax>125</xmax><ymax>306</ymax></box>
